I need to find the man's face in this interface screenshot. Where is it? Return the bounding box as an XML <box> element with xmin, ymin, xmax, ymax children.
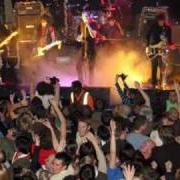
<box><xmin>140</xmin><ymin>140</ymin><xmax>155</xmax><ymax>159</ymax></box>
<box><xmin>78</xmin><ymin>121</ymin><xmax>90</xmax><ymax>137</ymax></box>
<box><xmin>52</xmin><ymin>159</ymin><xmax>66</xmax><ymax>174</ymax></box>
<box><xmin>169</xmin><ymin>109</ymin><xmax>179</xmax><ymax>121</ymax></box>
<box><xmin>45</xmin><ymin>154</ymin><xmax>55</xmax><ymax>173</ymax></box>
<box><xmin>7</xmin><ymin>128</ymin><xmax>17</xmax><ymax>140</ymax></box>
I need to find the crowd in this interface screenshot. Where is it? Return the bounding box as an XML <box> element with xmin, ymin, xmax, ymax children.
<box><xmin>0</xmin><ymin>74</ymin><xmax>180</xmax><ymax>180</ymax></box>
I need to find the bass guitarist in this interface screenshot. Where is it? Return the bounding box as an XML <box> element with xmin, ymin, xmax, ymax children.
<box><xmin>146</xmin><ymin>13</ymin><xmax>172</xmax><ymax>89</ymax></box>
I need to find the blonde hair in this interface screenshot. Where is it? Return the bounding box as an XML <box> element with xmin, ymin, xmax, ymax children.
<box><xmin>113</xmin><ymin>104</ymin><xmax>131</xmax><ymax>118</ymax></box>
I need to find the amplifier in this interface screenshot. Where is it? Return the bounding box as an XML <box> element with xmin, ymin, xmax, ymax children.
<box><xmin>17</xmin><ymin>14</ymin><xmax>40</xmax><ymax>41</ymax></box>
<box><xmin>15</xmin><ymin>1</ymin><xmax>43</xmax><ymax>15</ymax></box>
<box><xmin>138</xmin><ymin>6</ymin><xmax>169</xmax><ymax>40</ymax></box>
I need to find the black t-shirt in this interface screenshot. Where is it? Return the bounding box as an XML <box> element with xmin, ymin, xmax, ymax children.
<box><xmin>147</xmin><ymin>22</ymin><xmax>172</xmax><ymax>46</ymax></box>
<box><xmin>151</xmin><ymin>143</ymin><xmax>180</xmax><ymax>172</ymax></box>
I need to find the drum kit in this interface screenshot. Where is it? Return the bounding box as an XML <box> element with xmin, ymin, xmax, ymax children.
<box><xmin>65</xmin><ymin>0</ymin><xmax>131</xmax><ymax>41</ymax></box>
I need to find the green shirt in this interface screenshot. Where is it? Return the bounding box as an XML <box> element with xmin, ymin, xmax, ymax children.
<box><xmin>0</xmin><ymin>137</ymin><xmax>15</xmax><ymax>161</ymax></box>
<box><xmin>166</xmin><ymin>100</ymin><xmax>178</xmax><ymax>112</ymax></box>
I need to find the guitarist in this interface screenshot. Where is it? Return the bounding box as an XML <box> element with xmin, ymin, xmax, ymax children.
<box><xmin>37</xmin><ymin>15</ymin><xmax>57</xmax><ymax>47</ymax></box>
<box><xmin>146</xmin><ymin>13</ymin><xmax>172</xmax><ymax>88</ymax></box>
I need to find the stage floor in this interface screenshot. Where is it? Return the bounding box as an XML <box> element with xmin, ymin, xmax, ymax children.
<box><xmin>4</xmin><ymin>39</ymin><xmax>180</xmax><ymax>91</ymax></box>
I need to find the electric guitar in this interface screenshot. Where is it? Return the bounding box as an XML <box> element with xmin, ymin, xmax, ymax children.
<box><xmin>36</xmin><ymin>40</ymin><xmax>62</xmax><ymax>57</ymax></box>
<box><xmin>146</xmin><ymin>41</ymin><xmax>169</xmax><ymax>61</ymax></box>
<box><xmin>0</xmin><ymin>31</ymin><xmax>18</xmax><ymax>50</ymax></box>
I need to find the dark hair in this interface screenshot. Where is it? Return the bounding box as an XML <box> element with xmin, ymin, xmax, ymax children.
<box><xmin>36</xmin><ymin>81</ymin><xmax>54</xmax><ymax>96</ymax></box>
<box><xmin>32</xmin><ymin>122</ymin><xmax>53</xmax><ymax>149</ymax></box>
<box><xmin>141</xmin><ymin>166</ymin><xmax>160</xmax><ymax>180</ymax></box>
<box><xmin>71</xmin><ymin>80</ymin><xmax>82</xmax><ymax>93</ymax></box>
<box><xmin>79</xmin><ymin>142</ymin><xmax>96</xmax><ymax>160</ymax></box>
<box><xmin>133</xmin><ymin>115</ymin><xmax>147</xmax><ymax>130</ymax></box>
<box><xmin>15</xmin><ymin>135</ymin><xmax>31</xmax><ymax>154</ymax></box>
<box><xmin>95</xmin><ymin>98</ymin><xmax>105</xmax><ymax>110</ymax></box>
<box><xmin>79</xmin><ymin>164</ymin><xmax>95</xmax><ymax>180</ymax></box>
<box><xmin>174</xmin><ymin>121</ymin><xmax>180</xmax><ymax>137</ymax></box>
<box><xmin>0</xmin><ymin>100</ymin><xmax>8</xmax><ymax>114</ymax></box>
<box><xmin>97</xmin><ymin>125</ymin><xmax>110</xmax><ymax>141</ymax></box>
<box><xmin>30</xmin><ymin>97</ymin><xmax>48</xmax><ymax>119</ymax></box>
<box><xmin>80</xmin><ymin>105</ymin><xmax>92</xmax><ymax>118</ymax></box>
<box><xmin>78</xmin><ymin>118</ymin><xmax>91</xmax><ymax>127</ymax></box>
<box><xmin>101</xmin><ymin>110</ymin><xmax>112</xmax><ymax>126</ymax></box>
<box><xmin>119</xmin><ymin>143</ymin><xmax>136</xmax><ymax>163</ymax></box>
<box><xmin>13</xmin><ymin>167</ymin><xmax>37</xmax><ymax>180</ymax></box>
<box><xmin>55</xmin><ymin>152</ymin><xmax>72</xmax><ymax>168</ymax></box>
<box><xmin>65</xmin><ymin>141</ymin><xmax>78</xmax><ymax>160</ymax></box>
<box><xmin>159</xmin><ymin>126</ymin><xmax>175</xmax><ymax>144</ymax></box>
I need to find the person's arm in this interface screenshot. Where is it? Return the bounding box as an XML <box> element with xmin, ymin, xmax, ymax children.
<box><xmin>134</xmin><ymin>81</ymin><xmax>151</xmax><ymax>107</ymax></box>
<box><xmin>85</xmin><ymin>132</ymin><xmax>107</xmax><ymax>173</ymax></box>
<box><xmin>116</xmin><ymin>21</ymin><xmax>124</xmax><ymax>36</ymax></box>
<box><xmin>49</xmin><ymin>99</ymin><xmax>66</xmax><ymax>142</ymax></box>
<box><xmin>115</xmin><ymin>75</ymin><xmax>132</xmax><ymax>105</ymax></box>
<box><xmin>43</xmin><ymin>120</ymin><xmax>60</xmax><ymax>152</ymax></box>
<box><xmin>31</xmin><ymin>135</ymin><xmax>41</xmax><ymax>172</ymax></box>
<box><xmin>109</xmin><ymin>120</ymin><xmax>116</xmax><ymax>168</ymax></box>
<box><xmin>49</xmin><ymin>26</ymin><xmax>56</xmax><ymax>42</ymax></box>
<box><xmin>43</xmin><ymin>99</ymin><xmax>66</xmax><ymax>152</ymax></box>
<box><xmin>115</xmin><ymin>75</ymin><xmax>124</xmax><ymax>95</ymax></box>
<box><xmin>123</xmin><ymin>81</ymin><xmax>129</xmax><ymax>91</ymax></box>
<box><xmin>54</xmin><ymin>82</ymin><xmax>62</xmax><ymax>109</ymax></box>
<box><xmin>174</xmin><ymin>81</ymin><xmax>180</xmax><ymax>118</ymax></box>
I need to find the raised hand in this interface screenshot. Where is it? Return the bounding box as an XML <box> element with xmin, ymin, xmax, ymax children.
<box><xmin>123</xmin><ymin>164</ymin><xmax>135</xmax><ymax>180</ymax></box>
<box><xmin>85</xmin><ymin>132</ymin><xmax>96</xmax><ymax>142</ymax></box>
<box><xmin>110</xmin><ymin>120</ymin><xmax>116</xmax><ymax>134</ymax></box>
<box><xmin>20</xmin><ymin>89</ymin><xmax>28</xmax><ymax>106</ymax></box>
<box><xmin>43</xmin><ymin>120</ymin><xmax>53</xmax><ymax>130</ymax></box>
<box><xmin>49</xmin><ymin>98</ymin><xmax>58</xmax><ymax>107</ymax></box>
